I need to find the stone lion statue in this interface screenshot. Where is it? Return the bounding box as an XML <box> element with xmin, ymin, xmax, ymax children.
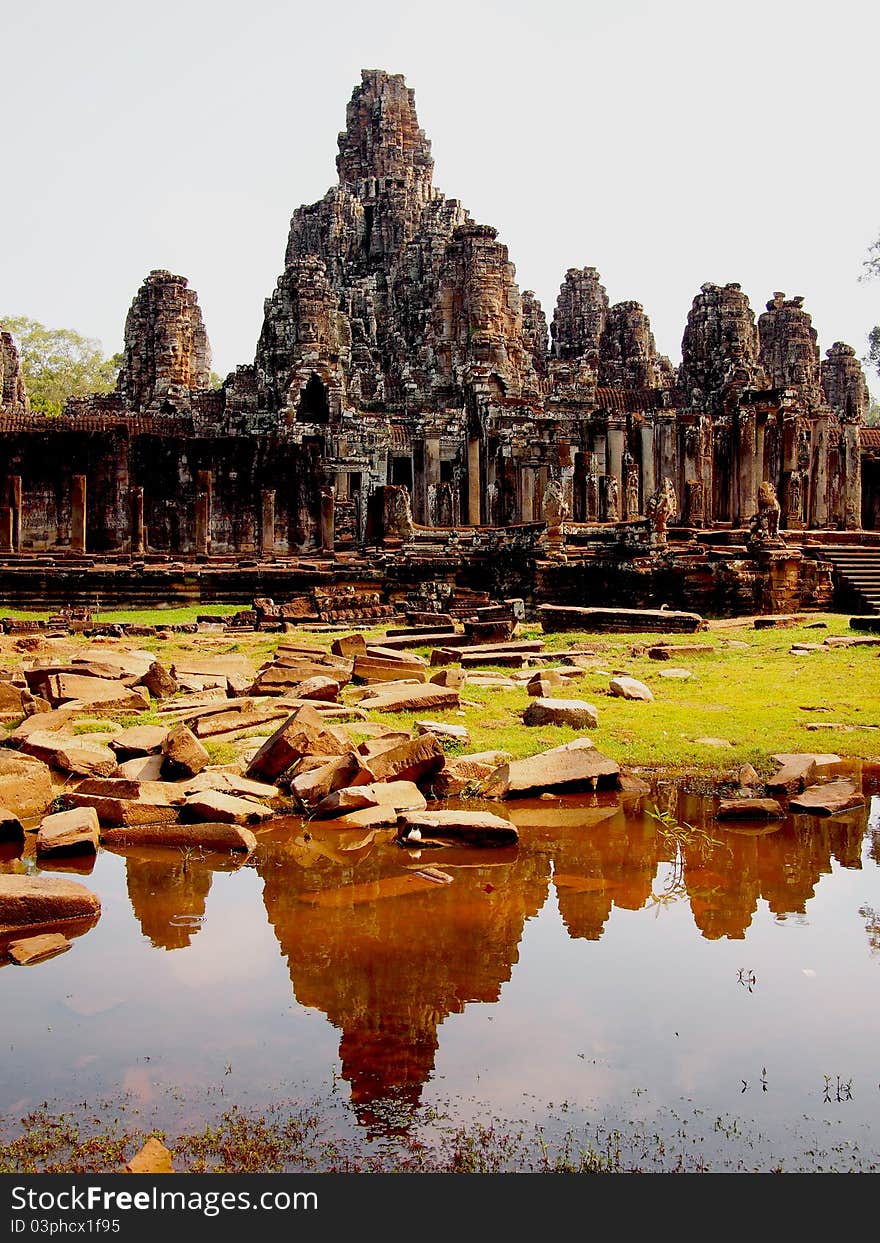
<box><xmin>646</xmin><ymin>477</ymin><xmax>677</xmax><ymax>538</ymax></box>
<box><xmin>757</xmin><ymin>480</ymin><xmax>781</xmax><ymax>539</ymax></box>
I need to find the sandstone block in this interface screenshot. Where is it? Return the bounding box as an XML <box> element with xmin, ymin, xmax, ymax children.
<box><xmin>0</xmin><ymin>874</ymin><xmax>101</xmax><ymax>933</ymax></box>
<box><xmin>181</xmin><ymin>791</ymin><xmax>274</xmax><ymax>825</ymax></box>
<box><xmin>397</xmin><ymin>809</ymin><xmax>519</xmax><ymax>846</ymax></box>
<box><xmin>245</xmin><ymin>705</ymin><xmax>349</xmax><ymax>781</ymax></box>
<box><xmin>0</xmin><ymin>751</ymin><xmax>55</xmax><ymax>818</ymax></box>
<box><xmin>789</xmin><ymin>781</ymin><xmax>865</xmax><ymax>816</ymax></box>
<box><xmin>522</xmin><ymin>698</ymin><xmax>599</xmax><ymax>729</ymax></box>
<box><xmin>37</xmin><ymin>807</ymin><xmax>100</xmax><ymax>856</ymax></box>
<box><xmin>100</xmin><ymin>822</ymin><xmax>256</xmax><ymax>853</ymax></box>
<box><xmin>161</xmin><ymin>723</ymin><xmax>210</xmax><ymax>779</ymax></box>
<box><xmin>482</xmin><ymin>738</ymin><xmax>619</xmax><ymax>798</ymax></box>
<box><xmin>609</xmin><ymin>676</ymin><xmax>654</xmax><ymax>702</ymax></box>
<box><xmin>351</xmin><ymin>733</ymin><xmax>445</xmax><ymax>786</ymax></box>
<box><xmin>716</xmin><ymin>798</ymin><xmax>785</xmax><ymax>819</ymax></box>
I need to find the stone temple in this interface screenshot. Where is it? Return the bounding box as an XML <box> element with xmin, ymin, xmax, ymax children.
<box><xmin>0</xmin><ymin>69</ymin><xmax>877</xmax><ymax>615</ymax></box>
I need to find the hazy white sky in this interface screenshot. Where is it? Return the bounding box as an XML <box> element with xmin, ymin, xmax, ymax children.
<box><xmin>2</xmin><ymin>0</ymin><xmax>878</xmax><ymax>396</ymax></box>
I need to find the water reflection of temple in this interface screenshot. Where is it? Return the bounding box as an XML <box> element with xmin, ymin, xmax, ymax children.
<box><xmin>120</xmin><ymin>847</ymin><xmax>242</xmax><ymax>951</ymax></box>
<box><xmin>61</xmin><ymin>780</ymin><xmax>877</xmax><ymax>1126</ymax></box>
<box><xmin>256</xmin><ymin>828</ymin><xmax>549</xmax><ymax>1132</ymax></box>
<box><xmin>679</xmin><ymin>792</ymin><xmax>869</xmax><ymax>939</ymax></box>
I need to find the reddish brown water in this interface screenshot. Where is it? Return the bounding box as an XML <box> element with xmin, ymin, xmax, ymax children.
<box><xmin>2</xmin><ymin>766</ymin><xmax>880</xmax><ymax>1170</ymax></box>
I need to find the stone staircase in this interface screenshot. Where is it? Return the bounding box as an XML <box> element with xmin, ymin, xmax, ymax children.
<box><xmin>810</xmin><ymin>545</ymin><xmax>880</xmax><ymax>614</ymax></box>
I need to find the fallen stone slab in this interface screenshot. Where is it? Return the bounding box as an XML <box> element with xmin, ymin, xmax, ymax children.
<box><xmin>0</xmin><ymin>874</ymin><xmax>101</xmax><ymax>933</ymax></box>
<box><xmin>190</xmin><ymin>704</ymin><xmax>291</xmax><ymax>739</ymax></box>
<box><xmin>772</xmin><ymin>752</ymin><xmax>842</xmax><ymax>769</ymax></box>
<box><xmin>397</xmin><ymin>810</ymin><xmax>519</xmax><ymax>847</ymax></box>
<box><xmin>20</xmin><ymin>733</ymin><xmax>119</xmax><ymax>778</ymax></box>
<box><xmin>539</xmin><ymin>604</ymin><xmax>704</xmax><ymax>634</ymax></box>
<box><xmin>354</xmin><ymin>653</ymin><xmax>428</xmax><ymax>684</ymax></box>
<box><xmin>115</xmin><ymin>755</ymin><xmax>165</xmax><ymax>781</ymax></box>
<box><xmin>330</xmin><ymin>633</ymin><xmax>368</xmax><ymax>658</ymax></box>
<box><xmin>289</xmin><ymin>753</ymin><xmax>361</xmax><ymax>808</ymax></box>
<box><xmin>648</xmin><ymin>644</ymin><xmax>715</xmax><ymax>660</ymax></box>
<box><xmin>358</xmin><ymin>683</ymin><xmax>461</xmax><ymax>714</ymax></box>
<box><xmin>66</xmin><ymin>793</ymin><xmax>180</xmax><ymax>828</ymax></box>
<box><xmin>527</xmin><ymin>670</ymin><xmax>566</xmax><ymax>697</ymax></box>
<box><xmin>314</xmin><ymin>780</ymin><xmax>427</xmax><ymax>820</ymax></box>
<box><xmin>766</xmin><ymin>755</ymin><xmax>818</xmax><ymax>795</ymax></box>
<box><xmin>100</xmin><ymin>822</ymin><xmax>256</xmax><ymax>853</ymax></box>
<box><xmin>753</xmin><ymin>614</ymin><xmax>806</xmax><ymax>629</ymax></box>
<box><xmin>181</xmin><ymin>791</ymin><xmax>274</xmax><ymax>825</ymax></box>
<box><xmin>429</xmin><ymin>667</ymin><xmax>467</xmax><ymax>688</ymax></box>
<box><xmin>37</xmin><ymin>807</ymin><xmax>101</xmax><ymax>856</ymax></box>
<box><xmin>352</xmin><ymin>733</ymin><xmax>445</xmax><ymax>786</ymax></box>
<box><xmin>139</xmin><ymin>661</ymin><xmax>179</xmax><ymax>699</ymax></box>
<box><xmin>824</xmin><ymin>635</ymin><xmax>880</xmax><ymax>648</ymax></box>
<box><xmin>414</xmin><ymin>720</ymin><xmax>470</xmax><ymax>743</ymax></box>
<box><xmin>482</xmin><ymin>738</ymin><xmax>619</xmax><ymax>797</ymax></box>
<box><xmin>161</xmin><ymin>724</ymin><xmax>210</xmax><ymax>779</ymax></box>
<box><xmin>429</xmin><ymin>753</ymin><xmax>509</xmax><ymax>797</ymax></box>
<box><xmin>523</xmin><ymin>698</ymin><xmax>599</xmax><ymax>729</ymax></box>
<box><xmin>293</xmin><ymin>675</ymin><xmax>341</xmax><ymax>701</ymax></box>
<box><xmin>789</xmin><ymin>780</ymin><xmax>866</xmax><ymax>816</ymax></box>
<box><xmin>108</xmin><ymin>725</ymin><xmax>169</xmax><ymax>759</ymax></box>
<box><xmin>716</xmin><ymin>798</ymin><xmax>785</xmax><ymax>820</ymax></box>
<box><xmin>0</xmin><ymin>745</ymin><xmax>55</xmax><ymax>815</ymax></box>
<box><xmin>181</xmin><ymin>771</ymin><xmax>281</xmax><ymax>802</ymax></box>
<box><xmin>658</xmin><ymin>667</ymin><xmax>693</xmax><ymax>679</ymax></box>
<box><xmin>609</xmin><ymin>676</ymin><xmax>654</xmax><ymax>702</ymax></box>
<box><xmin>245</xmin><ymin>705</ymin><xmax>349</xmax><ymax>782</ymax></box>
<box><xmin>40</xmin><ymin>674</ymin><xmax>151</xmax><ymax>711</ymax></box>
<box><xmin>7</xmin><ymin>932</ymin><xmax>71</xmax><ymax>965</ymax></box>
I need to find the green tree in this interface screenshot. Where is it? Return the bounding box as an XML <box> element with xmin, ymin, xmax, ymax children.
<box><xmin>0</xmin><ymin>315</ymin><xmax>121</xmax><ymax>416</ymax></box>
<box><xmin>862</xmin><ymin>236</ymin><xmax>880</xmax><ymax>381</ymax></box>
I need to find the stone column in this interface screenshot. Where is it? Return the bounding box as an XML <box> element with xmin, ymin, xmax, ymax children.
<box><xmin>0</xmin><ymin>507</ymin><xmax>12</xmax><ymax>553</ymax></box>
<box><xmin>195</xmin><ymin>470</ymin><xmax>212</xmax><ymax>557</ymax></box>
<box><xmin>521</xmin><ymin>464</ymin><xmax>535</xmax><ymax>522</ymax></box>
<box><xmin>467</xmin><ymin>437</ymin><xmax>481</xmax><ymax>525</ymax></box>
<box><xmin>319</xmin><ymin>486</ymin><xmax>336</xmax><ymax>551</ymax></box>
<box><xmin>606</xmin><ymin>422</ymin><xmax>625</xmax><ymax>494</ymax></box>
<box><xmin>843</xmin><ymin>424</ymin><xmax>862</xmax><ymax>529</ymax></box>
<box><xmin>812</xmin><ymin>417</ymin><xmax>829</xmax><ymax>528</ymax></box>
<box><xmin>736</xmin><ymin>411</ymin><xmax>757</xmax><ymax>526</ymax></box>
<box><xmin>639</xmin><ymin>425</ymin><xmax>655</xmax><ymax>505</ymax></box>
<box><xmin>9</xmin><ymin>476</ymin><xmax>21</xmax><ymax>553</ymax></box>
<box><xmin>424</xmin><ymin>436</ymin><xmax>441</xmax><ymax>527</ymax></box>
<box><xmin>130</xmin><ymin>487</ymin><xmax>145</xmax><ymax>555</ymax></box>
<box><xmin>335</xmin><ymin>471</ymin><xmax>349</xmax><ymax>501</ymax></box>
<box><xmin>71</xmin><ymin>475</ymin><xmax>87</xmax><ymax>553</ymax></box>
<box><xmin>261</xmin><ymin>489</ymin><xmax>276</xmax><ymax>557</ymax></box>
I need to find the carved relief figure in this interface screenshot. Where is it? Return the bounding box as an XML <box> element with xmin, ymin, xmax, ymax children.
<box><xmin>623</xmin><ymin>453</ymin><xmax>640</xmax><ymax>520</ymax></box>
<box><xmin>603</xmin><ymin>475</ymin><xmax>620</xmax><ymax>523</ymax></box>
<box><xmin>646</xmin><ymin>477</ymin><xmax>677</xmax><ymax>538</ymax></box>
<box><xmin>758</xmin><ymin>479</ymin><xmax>781</xmax><ymax>539</ymax></box>
<box><xmin>685</xmin><ymin>479</ymin><xmax>705</xmax><ymax>528</ymax></box>
<box><xmin>541</xmin><ymin>478</ymin><xmax>569</xmax><ymax>526</ymax></box>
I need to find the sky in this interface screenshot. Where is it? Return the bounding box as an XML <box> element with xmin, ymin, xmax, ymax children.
<box><xmin>2</xmin><ymin>0</ymin><xmax>878</xmax><ymax>397</ymax></box>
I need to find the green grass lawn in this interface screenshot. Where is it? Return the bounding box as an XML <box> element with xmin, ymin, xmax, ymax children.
<box><xmin>3</xmin><ymin>608</ymin><xmax>878</xmax><ymax>779</ymax></box>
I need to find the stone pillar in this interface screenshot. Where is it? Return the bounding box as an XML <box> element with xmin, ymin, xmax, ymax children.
<box><xmin>755</xmin><ymin>419</ymin><xmax>766</xmax><ymax>484</ymax></box>
<box><xmin>737</xmin><ymin>411</ymin><xmax>757</xmax><ymax>525</ymax></box>
<box><xmin>0</xmin><ymin>507</ymin><xmax>12</xmax><ymax>553</ymax></box>
<box><xmin>130</xmin><ymin>487</ymin><xmax>145</xmax><ymax>555</ymax></box>
<box><xmin>195</xmin><ymin>470</ymin><xmax>212</xmax><ymax>557</ymax></box>
<box><xmin>319</xmin><ymin>486</ymin><xmax>336</xmax><ymax>551</ymax></box>
<box><xmin>71</xmin><ymin>475</ymin><xmax>87</xmax><ymax>553</ymax></box>
<box><xmin>639</xmin><ymin>425</ymin><xmax>655</xmax><ymax>505</ymax></box>
<box><xmin>467</xmin><ymin>437</ymin><xmax>481</xmax><ymax>525</ymax></box>
<box><xmin>424</xmin><ymin>436</ymin><xmax>441</xmax><ymax>527</ymax></box>
<box><xmin>335</xmin><ymin>472</ymin><xmax>349</xmax><ymax>501</ymax></box>
<box><xmin>261</xmin><ymin>489</ymin><xmax>276</xmax><ymax>557</ymax></box>
<box><xmin>843</xmin><ymin>424</ymin><xmax>862</xmax><ymax>529</ymax></box>
<box><xmin>8</xmin><ymin>476</ymin><xmax>21</xmax><ymax>553</ymax></box>
<box><xmin>812</xmin><ymin>417</ymin><xmax>829</xmax><ymax>528</ymax></box>
<box><xmin>606</xmin><ymin>422</ymin><xmax>625</xmax><ymax>493</ymax></box>
<box><xmin>521</xmin><ymin>465</ymin><xmax>535</xmax><ymax>522</ymax></box>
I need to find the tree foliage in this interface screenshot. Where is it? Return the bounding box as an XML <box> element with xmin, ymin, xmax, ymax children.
<box><xmin>0</xmin><ymin>315</ymin><xmax>121</xmax><ymax>416</ymax></box>
<box><xmin>862</xmin><ymin>236</ymin><xmax>880</xmax><ymax>381</ymax></box>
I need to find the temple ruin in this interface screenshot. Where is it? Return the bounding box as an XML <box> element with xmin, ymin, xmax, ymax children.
<box><xmin>0</xmin><ymin>69</ymin><xmax>876</xmax><ymax>615</ymax></box>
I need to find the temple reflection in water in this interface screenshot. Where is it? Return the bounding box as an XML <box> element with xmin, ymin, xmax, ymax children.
<box><xmin>109</xmin><ymin>783</ymin><xmax>873</xmax><ymax>1131</ymax></box>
